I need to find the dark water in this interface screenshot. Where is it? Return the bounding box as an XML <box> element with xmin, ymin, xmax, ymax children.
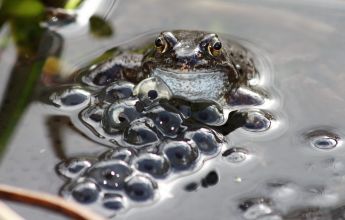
<box><xmin>1</xmin><ymin>0</ymin><xmax>345</xmax><ymax>219</ymax></box>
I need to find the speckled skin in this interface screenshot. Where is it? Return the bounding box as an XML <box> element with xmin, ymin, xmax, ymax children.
<box><xmin>142</xmin><ymin>30</ymin><xmax>257</xmax><ymax>86</ymax></box>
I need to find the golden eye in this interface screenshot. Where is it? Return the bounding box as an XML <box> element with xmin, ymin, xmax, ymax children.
<box><xmin>155</xmin><ymin>35</ymin><xmax>168</xmax><ymax>53</ymax></box>
<box><xmin>208</xmin><ymin>40</ymin><xmax>222</xmax><ymax>57</ymax></box>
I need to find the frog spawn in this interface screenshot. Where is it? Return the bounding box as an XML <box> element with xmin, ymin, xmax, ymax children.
<box><xmin>45</xmin><ymin>38</ymin><xmax>281</xmax><ymax>218</ymax></box>
<box><xmin>50</xmin><ymin>72</ymin><xmax>276</xmax><ymax>216</ymax></box>
<box><xmin>48</xmin><ymin>32</ymin><xmax>345</xmax><ymax>220</ymax></box>
<box><xmin>54</xmin><ymin>78</ymin><xmax>232</xmax><ymax>215</ymax></box>
<box><xmin>57</xmin><ymin>128</ymin><xmax>225</xmax><ymax>216</ymax></box>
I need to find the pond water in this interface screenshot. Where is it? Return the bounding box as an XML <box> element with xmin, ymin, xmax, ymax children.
<box><xmin>1</xmin><ymin>0</ymin><xmax>345</xmax><ymax>219</ymax></box>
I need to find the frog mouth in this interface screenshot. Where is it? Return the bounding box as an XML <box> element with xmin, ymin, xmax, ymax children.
<box><xmin>152</xmin><ymin>68</ymin><xmax>228</xmax><ymax>101</ymax></box>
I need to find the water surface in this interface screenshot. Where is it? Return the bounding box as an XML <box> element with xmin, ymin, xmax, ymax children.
<box><xmin>1</xmin><ymin>0</ymin><xmax>345</xmax><ymax>219</ymax></box>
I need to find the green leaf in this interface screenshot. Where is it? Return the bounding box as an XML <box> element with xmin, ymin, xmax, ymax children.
<box><xmin>64</xmin><ymin>0</ymin><xmax>83</xmax><ymax>9</ymax></box>
<box><xmin>5</xmin><ymin>0</ymin><xmax>44</xmax><ymax>17</ymax></box>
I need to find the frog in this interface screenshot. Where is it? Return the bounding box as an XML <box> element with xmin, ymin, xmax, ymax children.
<box><xmin>46</xmin><ymin>30</ymin><xmax>273</xmax><ymax>216</ymax></box>
<box><xmin>77</xmin><ymin>30</ymin><xmax>265</xmax><ymax>106</ymax></box>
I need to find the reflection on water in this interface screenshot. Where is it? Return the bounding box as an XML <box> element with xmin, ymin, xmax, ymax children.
<box><xmin>304</xmin><ymin>129</ymin><xmax>341</xmax><ymax>151</ymax></box>
<box><xmin>0</xmin><ymin>0</ymin><xmax>345</xmax><ymax>219</ymax></box>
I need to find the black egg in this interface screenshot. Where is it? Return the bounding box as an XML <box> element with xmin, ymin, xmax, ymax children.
<box><xmin>134</xmin><ymin>153</ymin><xmax>170</xmax><ymax>177</ymax></box>
<box><xmin>50</xmin><ymin>88</ymin><xmax>90</xmax><ymax>109</ymax></box>
<box><xmin>147</xmin><ymin>107</ymin><xmax>183</xmax><ymax>138</ymax></box>
<box><xmin>103</xmin><ymin>193</ymin><xmax>125</xmax><ymax>211</ymax></box>
<box><xmin>242</xmin><ymin>110</ymin><xmax>271</xmax><ymax>132</ymax></box>
<box><xmin>125</xmin><ymin>175</ymin><xmax>157</xmax><ymax>202</ymax></box>
<box><xmin>123</xmin><ymin>118</ymin><xmax>159</xmax><ymax>147</ymax></box>
<box><xmin>89</xmin><ymin>64</ymin><xmax>123</xmax><ymax>87</ymax></box>
<box><xmin>185</xmin><ymin>129</ymin><xmax>221</xmax><ymax>154</ymax></box>
<box><xmin>102</xmin><ymin>101</ymin><xmax>141</xmax><ymax>134</ymax></box>
<box><xmin>103</xmin><ymin>81</ymin><xmax>134</xmax><ymax>103</ymax></box>
<box><xmin>201</xmin><ymin>170</ymin><xmax>219</xmax><ymax>188</ymax></box>
<box><xmin>100</xmin><ymin>148</ymin><xmax>136</xmax><ymax>163</ymax></box>
<box><xmin>163</xmin><ymin>141</ymin><xmax>199</xmax><ymax>170</ymax></box>
<box><xmin>56</xmin><ymin>158</ymin><xmax>92</xmax><ymax>179</ymax></box>
<box><xmin>192</xmin><ymin>105</ymin><xmax>224</xmax><ymax>126</ymax></box>
<box><xmin>87</xmin><ymin>161</ymin><xmax>132</xmax><ymax>190</ymax></box>
<box><xmin>61</xmin><ymin>93</ymin><xmax>89</xmax><ymax>106</ymax></box>
<box><xmin>147</xmin><ymin>90</ymin><xmax>158</xmax><ymax>100</ymax></box>
<box><xmin>184</xmin><ymin>182</ymin><xmax>199</xmax><ymax>192</ymax></box>
<box><xmin>81</xmin><ymin>106</ymin><xmax>104</xmax><ymax>124</ymax></box>
<box><xmin>70</xmin><ymin>181</ymin><xmax>100</xmax><ymax>204</ymax></box>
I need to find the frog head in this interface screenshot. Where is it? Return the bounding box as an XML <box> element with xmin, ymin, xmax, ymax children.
<box><xmin>142</xmin><ymin>30</ymin><xmax>239</xmax><ymax>101</ymax></box>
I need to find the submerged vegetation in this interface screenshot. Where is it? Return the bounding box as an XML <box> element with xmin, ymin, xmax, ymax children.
<box><xmin>0</xmin><ymin>0</ymin><xmax>113</xmax><ymax>218</ymax></box>
<box><xmin>0</xmin><ymin>0</ymin><xmax>113</xmax><ymax>157</ymax></box>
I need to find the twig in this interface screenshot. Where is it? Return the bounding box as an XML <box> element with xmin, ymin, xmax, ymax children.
<box><xmin>0</xmin><ymin>184</ymin><xmax>105</xmax><ymax>220</ymax></box>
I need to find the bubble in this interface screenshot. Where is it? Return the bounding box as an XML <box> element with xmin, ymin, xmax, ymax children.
<box><xmin>163</xmin><ymin>141</ymin><xmax>199</xmax><ymax>170</ymax></box>
<box><xmin>305</xmin><ymin>130</ymin><xmax>340</xmax><ymax>150</ymax></box>
<box><xmin>56</xmin><ymin>158</ymin><xmax>92</xmax><ymax>179</ymax></box>
<box><xmin>87</xmin><ymin>161</ymin><xmax>132</xmax><ymax>190</ymax></box>
<box><xmin>103</xmin><ymin>193</ymin><xmax>125</xmax><ymax>211</ymax></box>
<box><xmin>147</xmin><ymin>107</ymin><xmax>184</xmax><ymax>138</ymax></box>
<box><xmin>134</xmin><ymin>153</ymin><xmax>170</xmax><ymax>177</ymax></box>
<box><xmin>102</xmin><ymin>81</ymin><xmax>134</xmax><ymax>103</ymax></box>
<box><xmin>69</xmin><ymin>181</ymin><xmax>101</xmax><ymax>204</ymax></box>
<box><xmin>123</xmin><ymin>118</ymin><xmax>159</xmax><ymax>147</ymax></box>
<box><xmin>100</xmin><ymin>148</ymin><xmax>136</xmax><ymax>163</ymax></box>
<box><xmin>192</xmin><ymin>105</ymin><xmax>224</xmax><ymax>126</ymax></box>
<box><xmin>201</xmin><ymin>171</ymin><xmax>219</xmax><ymax>188</ymax></box>
<box><xmin>185</xmin><ymin>129</ymin><xmax>221</xmax><ymax>155</ymax></box>
<box><xmin>312</xmin><ymin>137</ymin><xmax>337</xmax><ymax>150</ymax></box>
<box><xmin>50</xmin><ymin>88</ymin><xmax>90</xmax><ymax>110</ymax></box>
<box><xmin>239</xmin><ymin>198</ymin><xmax>273</xmax><ymax>220</ymax></box>
<box><xmin>222</xmin><ymin>148</ymin><xmax>249</xmax><ymax>163</ymax></box>
<box><xmin>125</xmin><ymin>175</ymin><xmax>157</xmax><ymax>202</ymax></box>
<box><xmin>242</xmin><ymin>110</ymin><xmax>272</xmax><ymax>132</ymax></box>
<box><xmin>102</xmin><ymin>100</ymin><xmax>141</xmax><ymax>134</ymax></box>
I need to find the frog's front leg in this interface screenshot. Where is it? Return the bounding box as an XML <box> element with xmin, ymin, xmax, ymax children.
<box><xmin>77</xmin><ymin>53</ymin><xmax>144</xmax><ymax>88</ymax></box>
<box><xmin>210</xmin><ymin>110</ymin><xmax>248</xmax><ymax>135</ymax></box>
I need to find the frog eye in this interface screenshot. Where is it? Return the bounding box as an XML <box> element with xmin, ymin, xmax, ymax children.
<box><xmin>208</xmin><ymin>40</ymin><xmax>222</xmax><ymax>57</ymax></box>
<box><xmin>155</xmin><ymin>36</ymin><xmax>168</xmax><ymax>53</ymax></box>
